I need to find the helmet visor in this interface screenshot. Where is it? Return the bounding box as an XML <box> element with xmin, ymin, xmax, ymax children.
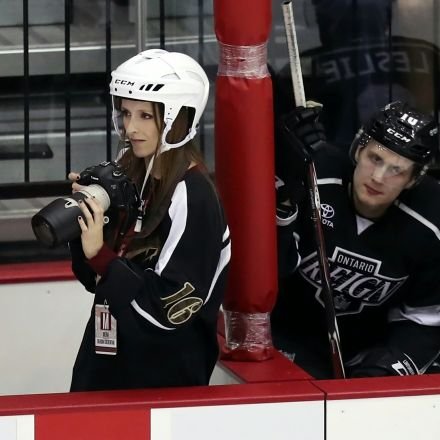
<box><xmin>111</xmin><ymin>96</ymin><xmax>126</xmax><ymax>139</ymax></box>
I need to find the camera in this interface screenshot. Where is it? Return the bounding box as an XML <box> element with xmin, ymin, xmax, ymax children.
<box><xmin>32</xmin><ymin>161</ymin><xmax>140</xmax><ymax>248</ymax></box>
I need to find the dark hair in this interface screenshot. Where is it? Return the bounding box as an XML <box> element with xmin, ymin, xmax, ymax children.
<box><xmin>115</xmin><ymin>98</ymin><xmax>209</xmax><ymax>249</ymax></box>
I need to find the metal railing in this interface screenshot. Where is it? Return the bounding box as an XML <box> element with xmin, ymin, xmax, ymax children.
<box><xmin>0</xmin><ymin>0</ymin><xmax>212</xmax><ymax>198</ymax></box>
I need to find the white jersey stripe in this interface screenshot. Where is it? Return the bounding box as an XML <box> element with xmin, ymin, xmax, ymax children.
<box><xmin>131</xmin><ymin>299</ymin><xmax>175</xmax><ymax>330</ymax></box>
<box><xmin>155</xmin><ymin>181</ymin><xmax>188</xmax><ymax>276</ymax></box>
<box><xmin>395</xmin><ymin>201</ymin><xmax>440</xmax><ymax>242</ymax></box>
<box><xmin>223</xmin><ymin>225</ymin><xmax>230</xmax><ymax>242</ymax></box>
<box><xmin>389</xmin><ymin>304</ymin><xmax>440</xmax><ymax>326</ymax></box>
<box><xmin>317</xmin><ymin>178</ymin><xmax>343</xmax><ymax>185</ymax></box>
<box><xmin>205</xmin><ymin>237</ymin><xmax>231</xmax><ymax>304</ymax></box>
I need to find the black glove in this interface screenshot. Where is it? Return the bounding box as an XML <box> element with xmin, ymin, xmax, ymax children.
<box><xmin>346</xmin><ymin>346</ymin><xmax>419</xmax><ymax>378</ymax></box>
<box><xmin>282</xmin><ymin>105</ymin><xmax>327</xmax><ymax>155</ymax></box>
<box><xmin>275</xmin><ymin>105</ymin><xmax>326</xmax><ymax>206</ymax></box>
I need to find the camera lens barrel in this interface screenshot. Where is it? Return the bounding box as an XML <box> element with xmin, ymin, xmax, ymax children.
<box><xmin>79</xmin><ymin>185</ymin><xmax>111</xmax><ymax>211</ymax></box>
<box><xmin>31</xmin><ymin>185</ymin><xmax>111</xmax><ymax>248</ymax></box>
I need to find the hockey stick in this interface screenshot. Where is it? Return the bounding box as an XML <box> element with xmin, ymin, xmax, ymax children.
<box><xmin>281</xmin><ymin>0</ymin><xmax>345</xmax><ymax>379</ymax></box>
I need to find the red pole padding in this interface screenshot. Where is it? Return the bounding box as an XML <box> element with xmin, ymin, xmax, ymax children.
<box><xmin>214</xmin><ymin>0</ymin><xmax>271</xmax><ymax>45</ymax></box>
<box><xmin>214</xmin><ymin>0</ymin><xmax>277</xmax><ymax>360</ymax></box>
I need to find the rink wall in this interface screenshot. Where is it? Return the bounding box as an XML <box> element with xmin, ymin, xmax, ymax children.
<box><xmin>1</xmin><ymin>261</ymin><xmax>440</xmax><ymax>440</ymax></box>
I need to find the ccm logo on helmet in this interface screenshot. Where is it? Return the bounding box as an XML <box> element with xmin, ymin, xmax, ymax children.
<box><xmin>386</xmin><ymin>128</ymin><xmax>411</xmax><ymax>143</ymax></box>
<box><xmin>114</xmin><ymin>79</ymin><xmax>135</xmax><ymax>86</ymax></box>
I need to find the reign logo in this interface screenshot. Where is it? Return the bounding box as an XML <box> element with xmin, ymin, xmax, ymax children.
<box><xmin>299</xmin><ymin>246</ymin><xmax>408</xmax><ymax>315</ymax></box>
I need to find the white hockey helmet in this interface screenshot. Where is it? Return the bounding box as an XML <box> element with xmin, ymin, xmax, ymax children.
<box><xmin>110</xmin><ymin>48</ymin><xmax>209</xmax><ymax>152</ymax></box>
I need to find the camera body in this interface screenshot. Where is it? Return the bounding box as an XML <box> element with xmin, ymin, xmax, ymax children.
<box><xmin>32</xmin><ymin>161</ymin><xmax>140</xmax><ymax>248</ymax></box>
<box><xmin>77</xmin><ymin>161</ymin><xmax>138</xmax><ymax>210</ymax></box>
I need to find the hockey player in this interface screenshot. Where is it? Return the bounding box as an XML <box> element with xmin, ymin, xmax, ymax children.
<box><xmin>68</xmin><ymin>49</ymin><xmax>231</xmax><ymax>391</ymax></box>
<box><xmin>272</xmin><ymin>101</ymin><xmax>440</xmax><ymax>378</ymax></box>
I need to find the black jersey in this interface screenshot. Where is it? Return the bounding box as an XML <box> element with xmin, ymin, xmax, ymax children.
<box><xmin>70</xmin><ymin>167</ymin><xmax>231</xmax><ymax>391</ymax></box>
<box><xmin>273</xmin><ymin>145</ymin><xmax>440</xmax><ymax>376</ymax></box>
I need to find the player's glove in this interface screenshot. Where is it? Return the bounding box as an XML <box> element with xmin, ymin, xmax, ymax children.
<box><xmin>275</xmin><ymin>103</ymin><xmax>326</xmax><ymax>207</ymax></box>
<box><xmin>346</xmin><ymin>346</ymin><xmax>419</xmax><ymax>377</ymax></box>
<box><xmin>282</xmin><ymin>104</ymin><xmax>327</xmax><ymax>154</ymax></box>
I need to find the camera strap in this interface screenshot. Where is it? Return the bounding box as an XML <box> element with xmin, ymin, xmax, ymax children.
<box><xmin>111</xmin><ymin>156</ymin><xmax>190</xmax><ymax>258</ymax></box>
<box><xmin>133</xmin><ymin>156</ymin><xmax>191</xmax><ymax>240</ymax></box>
<box><xmin>114</xmin><ymin>219</ymin><xmax>137</xmax><ymax>258</ymax></box>
<box><xmin>134</xmin><ymin>155</ymin><xmax>156</xmax><ymax>232</ymax></box>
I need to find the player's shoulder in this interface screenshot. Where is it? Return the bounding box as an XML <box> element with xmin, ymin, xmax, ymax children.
<box><xmin>398</xmin><ymin>175</ymin><xmax>440</xmax><ymax>228</ymax></box>
<box><xmin>314</xmin><ymin>142</ymin><xmax>353</xmax><ymax>181</ymax></box>
<box><xmin>182</xmin><ymin>165</ymin><xmax>213</xmax><ymax>191</ymax></box>
<box><xmin>177</xmin><ymin>166</ymin><xmax>218</xmax><ymax>206</ymax></box>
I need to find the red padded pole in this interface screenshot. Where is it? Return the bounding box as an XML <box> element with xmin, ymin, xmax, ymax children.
<box><xmin>214</xmin><ymin>0</ymin><xmax>277</xmax><ymax>360</ymax></box>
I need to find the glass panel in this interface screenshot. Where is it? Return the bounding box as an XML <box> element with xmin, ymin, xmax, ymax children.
<box><xmin>0</xmin><ymin>0</ymin><xmax>217</xmax><ymax>187</ymax></box>
<box><xmin>0</xmin><ymin>0</ymin><xmax>217</xmax><ymax>263</ymax></box>
<box><xmin>269</xmin><ymin>0</ymin><xmax>440</xmax><ymax>161</ymax></box>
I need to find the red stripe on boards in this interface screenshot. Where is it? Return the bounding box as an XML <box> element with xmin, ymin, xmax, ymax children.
<box><xmin>0</xmin><ymin>261</ymin><xmax>74</xmax><ymax>284</ymax></box>
<box><xmin>35</xmin><ymin>409</ymin><xmax>150</xmax><ymax>440</ymax></box>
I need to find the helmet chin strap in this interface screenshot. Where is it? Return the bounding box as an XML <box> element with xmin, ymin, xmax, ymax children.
<box><xmin>160</xmin><ymin>119</ymin><xmax>197</xmax><ymax>153</ymax></box>
<box><xmin>112</xmin><ymin>95</ymin><xmax>198</xmax><ymax>151</ymax></box>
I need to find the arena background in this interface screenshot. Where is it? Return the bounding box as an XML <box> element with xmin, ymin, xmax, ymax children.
<box><xmin>0</xmin><ymin>1</ymin><xmax>440</xmax><ymax>438</ymax></box>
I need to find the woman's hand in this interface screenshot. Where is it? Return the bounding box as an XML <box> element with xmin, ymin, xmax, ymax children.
<box><xmin>77</xmin><ymin>196</ymin><xmax>106</xmax><ymax>260</ymax></box>
<box><xmin>68</xmin><ymin>172</ymin><xmax>85</xmax><ymax>193</ymax></box>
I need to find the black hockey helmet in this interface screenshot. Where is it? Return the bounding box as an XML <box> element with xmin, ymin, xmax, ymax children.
<box><xmin>350</xmin><ymin>101</ymin><xmax>439</xmax><ymax>166</ymax></box>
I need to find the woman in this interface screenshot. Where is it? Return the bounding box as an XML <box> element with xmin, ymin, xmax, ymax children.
<box><xmin>68</xmin><ymin>49</ymin><xmax>231</xmax><ymax>391</ymax></box>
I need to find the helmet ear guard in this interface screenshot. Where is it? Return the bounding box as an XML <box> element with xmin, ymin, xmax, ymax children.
<box><xmin>349</xmin><ymin>128</ymin><xmax>369</xmax><ymax>164</ymax></box>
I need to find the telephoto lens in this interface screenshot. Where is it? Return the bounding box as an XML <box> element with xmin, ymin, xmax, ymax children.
<box><xmin>32</xmin><ymin>185</ymin><xmax>111</xmax><ymax>248</ymax></box>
